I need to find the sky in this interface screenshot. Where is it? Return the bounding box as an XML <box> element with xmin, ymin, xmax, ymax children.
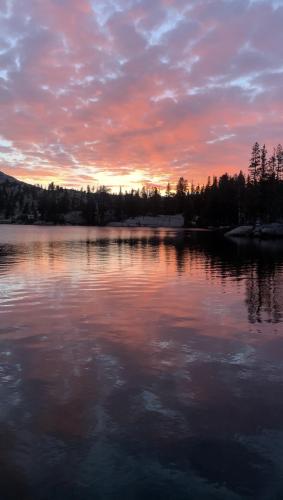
<box><xmin>0</xmin><ymin>0</ymin><xmax>283</xmax><ymax>191</ymax></box>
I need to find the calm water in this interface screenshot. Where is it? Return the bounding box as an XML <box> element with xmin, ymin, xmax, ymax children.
<box><xmin>1</xmin><ymin>225</ymin><xmax>283</xmax><ymax>500</ymax></box>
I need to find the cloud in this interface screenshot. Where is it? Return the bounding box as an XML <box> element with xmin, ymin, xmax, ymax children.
<box><xmin>0</xmin><ymin>0</ymin><xmax>282</xmax><ymax>188</ymax></box>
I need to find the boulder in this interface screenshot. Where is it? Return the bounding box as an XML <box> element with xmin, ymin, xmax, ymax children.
<box><xmin>258</xmin><ymin>223</ymin><xmax>283</xmax><ymax>238</ymax></box>
<box><xmin>225</xmin><ymin>226</ymin><xmax>254</xmax><ymax>237</ymax></box>
<box><xmin>108</xmin><ymin>214</ymin><xmax>184</xmax><ymax>228</ymax></box>
<box><xmin>226</xmin><ymin>223</ymin><xmax>283</xmax><ymax>239</ymax></box>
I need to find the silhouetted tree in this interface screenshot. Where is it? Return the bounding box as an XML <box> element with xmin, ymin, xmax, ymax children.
<box><xmin>1</xmin><ymin>142</ymin><xmax>283</xmax><ymax>226</ymax></box>
<box><xmin>249</xmin><ymin>142</ymin><xmax>261</xmax><ymax>183</ymax></box>
<box><xmin>276</xmin><ymin>144</ymin><xmax>283</xmax><ymax>180</ymax></box>
<box><xmin>260</xmin><ymin>144</ymin><xmax>268</xmax><ymax>180</ymax></box>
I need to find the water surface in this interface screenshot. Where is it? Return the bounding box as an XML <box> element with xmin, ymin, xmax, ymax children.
<box><xmin>1</xmin><ymin>225</ymin><xmax>283</xmax><ymax>499</ymax></box>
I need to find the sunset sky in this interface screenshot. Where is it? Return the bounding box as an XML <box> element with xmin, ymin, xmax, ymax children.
<box><xmin>0</xmin><ymin>0</ymin><xmax>282</xmax><ymax>191</ymax></box>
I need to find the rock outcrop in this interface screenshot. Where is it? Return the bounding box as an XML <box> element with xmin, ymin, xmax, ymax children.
<box><xmin>225</xmin><ymin>226</ymin><xmax>254</xmax><ymax>237</ymax></box>
<box><xmin>226</xmin><ymin>223</ymin><xmax>283</xmax><ymax>238</ymax></box>
<box><xmin>108</xmin><ymin>214</ymin><xmax>184</xmax><ymax>228</ymax></box>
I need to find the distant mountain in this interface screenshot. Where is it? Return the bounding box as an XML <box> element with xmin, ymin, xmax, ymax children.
<box><xmin>1</xmin><ymin>163</ymin><xmax>283</xmax><ymax>228</ymax></box>
<box><xmin>0</xmin><ymin>170</ymin><xmax>21</xmax><ymax>184</ymax></box>
<box><xmin>0</xmin><ymin>169</ymin><xmax>89</xmax><ymax>225</ymax></box>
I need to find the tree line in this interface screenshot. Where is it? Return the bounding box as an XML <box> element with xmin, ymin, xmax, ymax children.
<box><xmin>0</xmin><ymin>142</ymin><xmax>282</xmax><ymax>226</ymax></box>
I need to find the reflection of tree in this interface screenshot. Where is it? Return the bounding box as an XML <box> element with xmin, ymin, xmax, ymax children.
<box><xmin>2</xmin><ymin>230</ymin><xmax>283</xmax><ymax>324</ymax></box>
<box><xmin>225</xmin><ymin>237</ymin><xmax>283</xmax><ymax>324</ymax></box>
<box><xmin>173</xmin><ymin>243</ymin><xmax>186</xmax><ymax>274</ymax></box>
<box><xmin>0</xmin><ymin>244</ymin><xmax>19</xmax><ymax>276</ymax></box>
<box><xmin>88</xmin><ymin>234</ymin><xmax>283</xmax><ymax>325</ymax></box>
<box><xmin>246</xmin><ymin>264</ymin><xmax>283</xmax><ymax>324</ymax></box>
<box><xmin>167</xmin><ymin>234</ymin><xmax>283</xmax><ymax>325</ymax></box>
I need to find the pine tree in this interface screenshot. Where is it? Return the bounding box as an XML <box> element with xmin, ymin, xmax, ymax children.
<box><xmin>268</xmin><ymin>148</ymin><xmax>277</xmax><ymax>177</ymax></box>
<box><xmin>249</xmin><ymin>142</ymin><xmax>261</xmax><ymax>183</ymax></box>
<box><xmin>176</xmin><ymin>177</ymin><xmax>188</xmax><ymax>197</ymax></box>
<box><xmin>276</xmin><ymin>144</ymin><xmax>283</xmax><ymax>180</ymax></box>
<box><xmin>165</xmin><ymin>183</ymin><xmax>171</xmax><ymax>197</ymax></box>
<box><xmin>260</xmin><ymin>144</ymin><xmax>268</xmax><ymax>180</ymax></box>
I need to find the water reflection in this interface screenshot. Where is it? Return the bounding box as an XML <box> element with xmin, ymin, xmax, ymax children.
<box><xmin>0</xmin><ymin>226</ymin><xmax>283</xmax><ymax>499</ymax></box>
<box><xmin>1</xmin><ymin>228</ymin><xmax>283</xmax><ymax>325</ymax></box>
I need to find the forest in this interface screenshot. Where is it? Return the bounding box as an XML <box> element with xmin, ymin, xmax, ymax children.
<box><xmin>0</xmin><ymin>143</ymin><xmax>282</xmax><ymax>227</ymax></box>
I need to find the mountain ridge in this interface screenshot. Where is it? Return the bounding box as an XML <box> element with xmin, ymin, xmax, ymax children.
<box><xmin>0</xmin><ymin>170</ymin><xmax>22</xmax><ymax>184</ymax></box>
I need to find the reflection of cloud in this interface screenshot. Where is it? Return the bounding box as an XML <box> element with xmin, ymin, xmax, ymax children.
<box><xmin>0</xmin><ymin>1</ymin><xmax>283</xmax><ymax>188</ymax></box>
<box><xmin>246</xmin><ymin>266</ymin><xmax>283</xmax><ymax>324</ymax></box>
<box><xmin>1</xmin><ymin>227</ymin><xmax>283</xmax><ymax>497</ymax></box>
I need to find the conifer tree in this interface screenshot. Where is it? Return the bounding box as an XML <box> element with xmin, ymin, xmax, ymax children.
<box><xmin>276</xmin><ymin>144</ymin><xmax>283</xmax><ymax>180</ymax></box>
<box><xmin>249</xmin><ymin>142</ymin><xmax>261</xmax><ymax>182</ymax></box>
<box><xmin>268</xmin><ymin>148</ymin><xmax>277</xmax><ymax>177</ymax></box>
<box><xmin>165</xmin><ymin>183</ymin><xmax>171</xmax><ymax>197</ymax></box>
<box><xmin>260</xmin><ymin>144</ymin><xmax>268</xmax><ymax>180</ymax></box>
<box><xmin>176</xmin><ymin>177</ymin><xmax>188</xmax><ymax>197</ymax></box>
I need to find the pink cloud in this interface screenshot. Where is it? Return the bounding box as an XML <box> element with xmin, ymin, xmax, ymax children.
<box><xmin>0</xmin><ymin>0</ymin><xmax>282</xmax><ymax>189</ymax></box>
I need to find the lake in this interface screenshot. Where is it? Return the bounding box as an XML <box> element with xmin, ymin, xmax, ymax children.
<box><xmin>0</xmin><ymin>225</ymin><xmax>283</xmax><ymax>499</ymax></box>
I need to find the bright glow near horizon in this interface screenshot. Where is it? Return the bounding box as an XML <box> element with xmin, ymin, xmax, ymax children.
<box><xmin>0</xmin><ymin>0</ymin><xmax>282</xmax><ymax>190</ymax></box>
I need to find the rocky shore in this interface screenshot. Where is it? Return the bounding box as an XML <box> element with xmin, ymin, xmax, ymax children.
<box><xmin>108</xmin><ymin>214</ymin><xmax>184</xmax><ymax>228</ymax></box>
<box><xmin>226</xmin><ymin>223</ymin><xmax>283</xmax><ymax>238</ymax></box>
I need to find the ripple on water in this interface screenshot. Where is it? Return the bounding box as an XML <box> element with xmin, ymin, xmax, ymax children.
<box><xmin>0</xmin><ymin>226</ymin><xmax>283</xmax><ymax>499</ymax></box>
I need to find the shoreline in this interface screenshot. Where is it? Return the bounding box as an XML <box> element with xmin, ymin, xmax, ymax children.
<box><xmin>0</xmin><ymin>221</ymin><xmax>225</xmax><ymax>231</ymax></box>
<box><xmin>2</xmin><ymin>221</ymin><xmax>283</xmax><ymax>239</ymax></box>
